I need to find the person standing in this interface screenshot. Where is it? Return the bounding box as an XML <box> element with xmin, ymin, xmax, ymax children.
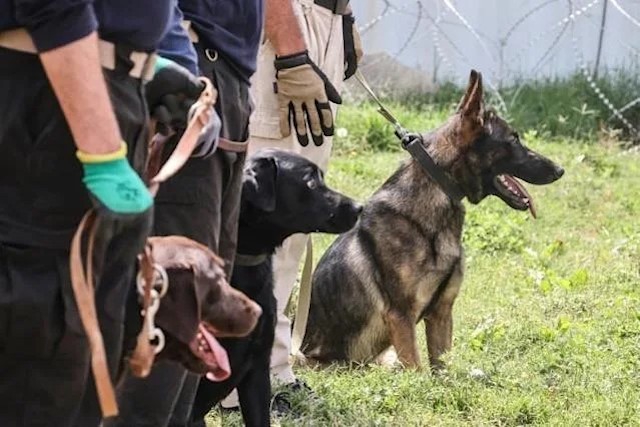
<box><xmin>248</xmin><ymin>0</ymin><xmax>362</xmax><ymax>412</ymax></box>
<box><xmin>193</xmin><ymin>0</ymin><xmax>363</xmax><ymax>417</ymax></box>
<box><xmin>0</xmin><ymin>1</ymin><xmax>204</xmax><ymax>426</ymax></box>
<box><xmin>107</xmin><ymin>1</ymin><xmax>264</xmax><ymax>426</ymax></box>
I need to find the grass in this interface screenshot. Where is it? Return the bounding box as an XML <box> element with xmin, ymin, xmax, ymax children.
<box><xmin>339</xmin><ymin>71</ymin><xmax>640</xmax><ymax>150</ymax></box>
<box><xmin>207</xmin><ymin>104</ymin><xmax>640</xmax><ymax>426</ymax></box>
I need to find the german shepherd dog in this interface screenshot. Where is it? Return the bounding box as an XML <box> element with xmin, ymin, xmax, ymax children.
<box><xmin>302</xmin><ymin>70</ymin><xmax>564</xmax><ymax>369</ymax></box>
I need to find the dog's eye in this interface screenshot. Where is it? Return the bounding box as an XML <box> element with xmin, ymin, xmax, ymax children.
<box><xmin>307</xmin><ymin>179</ymin><xmax>318</xmax><ymax>189</ymax></box>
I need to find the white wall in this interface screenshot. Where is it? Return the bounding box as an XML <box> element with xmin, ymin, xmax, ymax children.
<box><xmin>352</xmin><ymin>0</ymin><xmax>640</xmax><ymax>86</ymax></box>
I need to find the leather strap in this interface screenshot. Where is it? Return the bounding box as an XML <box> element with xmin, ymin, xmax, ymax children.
<box><xmin>0</xmin><ymin>28</ymin><xmax>35</xmax><ymax>53</ymax></box>
<box><xmin>128</xmin><ymin>245</ymin><xmax>156</xmax><ymax>378</ymax></box>
<box><xmin>218</xmin><ymin>137</ymin><xmax>248</xmax><ymax>153</ymax></box>
<box><xmin>403</xmin><ymin>136</ymin><xmax>465</xmax><ymax>203</ymax></box>
<box><xmin>290</xmin><ymin>237</ymin><xmax>314</xmax><ymax>356</ymax></box>
<box><xmin>234</xmin><ymin>253</ymin><xmax>269</xmax><ymax>267</ymax></box>
<box><xmin>69</xmin><ymin>76</ymin><xmax>217</xmax><ymax>418</ymax></box>
<box><xmin>354</xmin><ymin>70</ymin><xmax>465</xmax><ymax>203</ymax></box>
<box><xmin>148</xmin><ymin>77</ymin><xmax>217</xmax><ymax>196</ymax></box>
<box><xmin>0</xmin><ymin>28</ymin><xmax>156</xmax><ymax>80</ymax></box>
<box><xmin>70</xmin><ymin>212</ymin><xmax>118</xmax><ymax>417</ymax></box>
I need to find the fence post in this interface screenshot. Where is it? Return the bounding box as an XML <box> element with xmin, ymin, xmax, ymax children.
<box><xmin>594</xmin><ymin>0</ymin><xmax>609</xmax><ymax>79</ymax></box>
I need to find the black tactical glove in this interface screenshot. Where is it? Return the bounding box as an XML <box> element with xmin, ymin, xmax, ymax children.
<box><xmin>145</xmin><ymin>57</ymin><xmax>205</xmax><ymax>135</ymax></box>
<box><xmin>274</xmin><ymin>51</ymin><xmax>342</xmax><ymax>147</ymax></box>
<box><xmin>146</xmin><ymin>57</ymin><xmax>221</xmax><ymax>158</ymax></box>
<box><xmin>343</xmin><ymin>14</ymin><xmax>363</xmax><ymax>80</ymax></box>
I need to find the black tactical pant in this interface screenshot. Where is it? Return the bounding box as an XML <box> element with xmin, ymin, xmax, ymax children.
<box><xmin>0</xmin><ymin>47</ymin><xmax>151</xmax><ymax>427</ymax></box>
<box><xmin>108</xmin><ymin>53</ymin><xmax>252</xmax><ymax>427</ymax></box>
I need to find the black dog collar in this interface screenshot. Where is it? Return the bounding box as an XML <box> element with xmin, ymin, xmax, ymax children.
<box><xmin>234</xmin><ymin>253</ymin><xmax>269</xmax><ymax>267</ymax></box>
<box><xmin>353</xmin><ymin>71</ymin><xmax>465</xmax><ymax>203</ymax></box>
<box><xmin>401</xmin><ymin>134</ymin><xmax>465</xmax><ymax>203</ymax></box>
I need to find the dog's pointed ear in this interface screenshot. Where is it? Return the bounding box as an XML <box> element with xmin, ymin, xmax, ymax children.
<box><xmin>242</xmin><ymin>156</ymin><xmax>277</xmax><ymax>212</ymax></box>
<box><xmin>457</xmin><ymin>70</ymin><xmax>484</xmax><ymax>121</ymax></box>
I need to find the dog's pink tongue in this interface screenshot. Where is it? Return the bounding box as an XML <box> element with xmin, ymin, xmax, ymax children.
<box><xmin>199</xmin><ymin>324</ymin><xmax>231</xmax><ymax>382</ymax></box>
<box><xmin>505</xmin><ymin>175</ymin><xmax>537</xmax><ymax>219</ymax></box>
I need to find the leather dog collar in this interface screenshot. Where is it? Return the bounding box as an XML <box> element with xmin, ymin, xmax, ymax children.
<box><xmin>402</xmin><ymin>134</ymin><xmax>465</xmax><ymax>203</ymax></box>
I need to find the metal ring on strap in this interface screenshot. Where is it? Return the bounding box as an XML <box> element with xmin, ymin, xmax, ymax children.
<box><xmin>136</xmin><ymin>263</ymin><xmax>169</xmax><ymax>299</ymax></box>
<box><xmin>205</xmin><ymin>49</ymin><xmax>218</xmax><ymax>62</ymax></box>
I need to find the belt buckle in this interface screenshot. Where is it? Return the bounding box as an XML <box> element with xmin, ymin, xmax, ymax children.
<box><xmin>334</xmin><ymin>0</ymin><xmax>349</xmax><ymax>14</ymax></box>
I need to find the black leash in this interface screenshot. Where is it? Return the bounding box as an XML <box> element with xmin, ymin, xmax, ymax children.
<box><xmin>354</xmin><ymin>71</ymin><xmax>464</xmax><ymax>203</ymax></box>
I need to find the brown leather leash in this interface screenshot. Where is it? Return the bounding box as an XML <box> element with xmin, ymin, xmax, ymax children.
<box><xmin>69</xmin><ymin>77</ymin><xmax>217</xmax><ymax>418</ymax></box>
<box><xmin>127</xmin><ymin>244</ymin><xmax>157</xmax><ymax>379</ymax></box>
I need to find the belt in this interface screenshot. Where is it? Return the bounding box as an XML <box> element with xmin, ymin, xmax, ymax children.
<box><xmin>182</xmin><ymin>20</ymin><xmax>200</xmax><ymax>44</ymax></box>
<box><xmin>218</xmin><ymin>138</ymin><xmax>248</xmax><ymax>153</ymax></box>
<box><xmin>314</xmin><ymin>0</ymin><xmax>349</xmax><ymax>14</ymax></box>
<box><xmin>182</xmin><ymin>22</ymin><xmax>219</xmax><ymax>65</ymax></box>
<box><xmin>0</xmin><ymin>28</ymin><xmax>156</xmax><ymax>81</ymax></box>
<box><xmin>182</xmin><ymin>21</ymin><xmax>250</xmax><ymax>154</ymax></box>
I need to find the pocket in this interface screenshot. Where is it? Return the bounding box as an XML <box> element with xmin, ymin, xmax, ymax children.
<box><xmin>154</xmin><ymin>155</ymin><xmax>218</xmax><ymax>205</ymax></box>
<box><xmin>248</xmin><ymin>41</ymin><xmax>283</xmax><ymax>140</ymax></box>
<box><xmin>1</xmin><ymin>246</ymin><xmax>73</xmax><ymax>359</ymax></box>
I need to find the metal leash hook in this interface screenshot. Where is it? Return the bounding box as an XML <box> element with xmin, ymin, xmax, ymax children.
<box><xmin>354</xmin><ymin>70</ymin><xmax>408</xmax><ymax>140</ymax></box>
<box><xmin>136</xmin><ymin>262</ymin><xmax>169</xmax><ymax>354</ymax></box>
<box><xmin>145</xmin><ymin>290</ymin><xmax>165</xmax><ymax>354</ymax></box>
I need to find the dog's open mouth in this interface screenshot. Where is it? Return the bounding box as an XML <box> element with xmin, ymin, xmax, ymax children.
<box><xmin>188</xmin><ymin>323</ymin><xmax>231</xmax><ymax>382</ymax></box>
<box><xmin>494</xmin><ymin>174</ymin><xmax>537</xmax><ymax>218</ymax></box>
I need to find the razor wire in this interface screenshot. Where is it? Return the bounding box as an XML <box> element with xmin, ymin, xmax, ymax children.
<box><xmin>367</xmin><ymin>1</ymin><xmax>510</xmax><ymax>112</ymax></box>
<box><xmin>567</xmin><ymin>0</ymin><xmax>640</xmax><ymax>136</ymax></box>
<box><xmin>431</xmin><ymin>9</ymin><xmax>457</xmax><ymax>79</ymax></box>
<box><xmin>354</xmin><ymin>0</ymin><xmax>640</xmax><ymax>137</ymax></box>
<box><xmin>610</xmin><ymin>0</ymin><xmax>640</xmax><ymax>27</ymax></box>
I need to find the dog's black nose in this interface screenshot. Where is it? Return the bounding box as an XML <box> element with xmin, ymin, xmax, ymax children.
<box><xmin>554</xmin><ymin>165</ymin><xmax>565</xmax><ymax>179</ymax></box>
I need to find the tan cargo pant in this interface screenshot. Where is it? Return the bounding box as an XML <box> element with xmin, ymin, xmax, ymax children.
<box><xmin>222</xmin><ymin>0</ymin><xmax>345</xmax><ymax>408</ymax></box>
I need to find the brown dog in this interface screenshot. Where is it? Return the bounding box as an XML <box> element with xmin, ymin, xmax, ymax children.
<box><xmin>141</xmin><ymin>236</ymin><xmax>262</xmax><ymax>380</ymax></box>
<box><xmin>303</xmin><ymin>70</ymin><xmax>564</xmax><ymax>370</ymax></box>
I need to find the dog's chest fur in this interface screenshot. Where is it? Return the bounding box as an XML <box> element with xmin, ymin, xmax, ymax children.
<box><xmin>349</xmin><ymin>162</ymin><xmax>465</xmax><ymax>358</ymax></box>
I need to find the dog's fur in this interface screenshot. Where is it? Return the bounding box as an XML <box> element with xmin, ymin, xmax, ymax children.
<box><xmin>302</xmin><ymin>70</ymin><xmax>564</xmax><ymax>370</ymax></box>
<box><xmin>129</xmin><ymin>236</ymin><xmax>262</xmax><ymax>376</ymax></box>
<box><xmin>190</xmin><ymin>149</ymin><xmax>362</xmax><ymax>427</ymax></box>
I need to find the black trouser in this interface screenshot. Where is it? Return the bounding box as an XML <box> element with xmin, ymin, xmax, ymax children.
<box><xmin>108</xmin><ymin>53</ymin><xmax>252</xmax><ymax>427</ymax></box>
<box><xmin>0</xmin><ymin>47</ymin><xmax>151</xmax><ymax>427</ymax></box>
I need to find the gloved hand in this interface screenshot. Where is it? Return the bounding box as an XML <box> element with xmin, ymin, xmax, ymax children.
<box><xmin>145</xmin><ymin>57</ymin><xmax>205</xmax><ymax>135</ymax></box>
<box><xmin>77</xmin><ymin>142</ymin><xmax>153</xmax><ymax>215</ymax></box>
<box><xmin>274</xmin><ymin>51</ymin><xmax>342</xmax><ymax>147</ymax></box>
<box><xmin>343</xmin><ymin>14</ymin><xmax>363</xmax><ymax>80</ymax></box>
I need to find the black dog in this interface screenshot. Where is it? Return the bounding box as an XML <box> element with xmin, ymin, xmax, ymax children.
<box><xmin>188</xmin><ymin>148</ymin><xmax>362</xmax><ymax>427</ymax></box>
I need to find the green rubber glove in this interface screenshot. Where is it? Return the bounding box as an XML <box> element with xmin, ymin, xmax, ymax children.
<box><xmin>78</xmin><ymin>143</ymin><xmax>153</xmax><ymax>215</ymax></box>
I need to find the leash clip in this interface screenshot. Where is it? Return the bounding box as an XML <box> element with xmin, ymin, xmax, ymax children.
<box><xmin>144</xmin><ymin>289</ymin><xmax>165</xmax><ymax>354</ymax></box>
<box><xmin>354</xmin><ymin>70</ymin><xmax>408</xmax><ymax>140</ymax></box>
<box><xmin>136</xmin><ymin>262</ymin><xmax>169</xmax><ymax>354</ymax></box>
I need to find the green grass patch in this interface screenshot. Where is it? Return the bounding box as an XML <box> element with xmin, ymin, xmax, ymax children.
<box><xmin>207</xmin><ymin>111</ymin><xmax>640</xmax><ymax>426</ymax></box>
<box><xmin>336</xmin><ymin>71</ymin><xmax>640</xmax><ymax>153</ymax></box>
